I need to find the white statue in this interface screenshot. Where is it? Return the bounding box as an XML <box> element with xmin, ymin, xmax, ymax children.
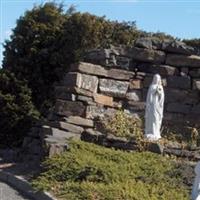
<box><xmin>145</xmin><ymin>74</ymin><xmax>164</xmax><ymax>141</ymax></box>
<box><xmin>192</xmin><ymin>162</ymin><xmax>200</xmax><ymax>200</ymax></box>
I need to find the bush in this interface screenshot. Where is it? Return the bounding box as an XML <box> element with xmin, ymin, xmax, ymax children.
<box><xmin>32</xmin><ymin>140</ymin><xmax>190</xmax><ymax>200</ymax></box>
<box><xmin>0</xmin><ymin>70</ymin><xmax>39</xmax><ymax>147</ymax></box>
<box><xmin>3</xmin><ymin>2</ymin><xmax>66</xmax><ymax>114</ymax></box>
<box><xmin>60</xmin><ymin>12</ymin><xmax>140</xmax><ymax>64</ymax></box>
<box><xmin>102</xmin><ymin>110</ymin><xmax>143</xmax><ymax>141</ymax></box>
<box><xmin>183</xmin><ymin>38</ymin><xmax>200</xmax><ymax>54</ymax></box>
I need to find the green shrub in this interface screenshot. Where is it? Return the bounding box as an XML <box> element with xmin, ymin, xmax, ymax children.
<box><xmin>61</xmin><ymin>12</ymin><xmax>140</xmax><ymax>63</ymax></box>
<box><xmin>102</xmin><ymin>110</ymin><xmax>143</xmax><ymax>140</ymax></box>
<box><xmin>0</xmin><ymin>70</ymin><xmax>39</xmax><ymax>147</ymax></box>
<box><xmin>32</xmin><ymin>140</ymin><xmax>190</xmax><ymax>200</ymax></box>
<box><xmin>3</xmin><ymin>2</ymin><xmax>66</xmax><ymax>114</ymax></box>
<box><xmin>183</xmin><ymin>38</ymin><xmax>200</xmax><ymax>52</ymax></box>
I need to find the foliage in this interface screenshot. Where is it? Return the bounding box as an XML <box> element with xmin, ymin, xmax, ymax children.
<box><xmin>183</xmin><ymin>38</ymin><xmax>200</xmax><ymax>53</ymax></box>
<box><xmin>32</xmin><ymin>140</ymin><xmax>190</xmax><ymax>200</ymax></box>
<box><xmin>3</xmin><ymin>2</ymin><xmax>66</xmax><ymax>114</ymax></box>
<box><xmin>103</xmin><ymin>110</ymin><xmax>143</xmax><ymax>140</ymax></box>
<box><xmin>162</xmin><ymin>122</ymin><xmax>200</xmax><ymax>148</ymax></box>
<box><xmin>61</xmin><ymin>12</ymin><xmax>140</xmax><ymax>64</ymax></box>
<box><xmin>0</xmin><ymin>69</ymin><xmax>39</xmax><ymax>147</ymax></box>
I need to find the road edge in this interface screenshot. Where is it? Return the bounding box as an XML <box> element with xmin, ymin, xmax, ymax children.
<box><xmin>0</xmin><ymin>169</ymin><xmax>57</xmax><ymax>200</ymax></box>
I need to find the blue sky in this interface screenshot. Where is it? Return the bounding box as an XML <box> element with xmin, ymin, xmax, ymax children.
<box><xmin>1</xmin><ymin>0</ymin><xmax>200</xmax><ymax>66</ymax></box>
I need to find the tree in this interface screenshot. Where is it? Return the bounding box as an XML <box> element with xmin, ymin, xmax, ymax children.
<box><xmin>3</xmin><ymin>2</ymin><xmax>66</xmax><ymax>114</ymax></box>
<box><xmin>0</xmin><ymin>69</ymin><xmax>39</xmax><ymax>147</ymax></box>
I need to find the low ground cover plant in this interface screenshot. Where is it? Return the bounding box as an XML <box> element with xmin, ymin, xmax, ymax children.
<box><xmin>33</xmin><ymin>140</ymin><xmax>191</xmax><ymax>200</ymax></box>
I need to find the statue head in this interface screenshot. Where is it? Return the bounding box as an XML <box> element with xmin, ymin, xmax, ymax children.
<box><xmin>152</xmin><ymin>74</ymin><xmax>162</xmax><ymax>85</ymax></box>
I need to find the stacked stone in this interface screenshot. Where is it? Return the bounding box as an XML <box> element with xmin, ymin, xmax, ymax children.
<box><xmin>84</xmin><ymin>38</ymin><xmax>200</xmax><ymax>125</ymax></box>
<box><xmin>22</xmin><ymin>37</ymin><xmax>200</xmax><ymax>158</ymax></box>
<box><xmin>43</xmin><ymin>61</ymin><xmax>139</xmax><ymax>155</ymax></box>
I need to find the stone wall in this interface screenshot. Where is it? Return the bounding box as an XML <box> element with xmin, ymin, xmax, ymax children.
<box><xmin>54</xmin><ymin>38</ymin><xmax>200</xmax><ymax>125</ymax></box>
<box><xmin>22</xmin><ymin>38</ymin><xmax>200</xmax><ymax>159</ymax></box>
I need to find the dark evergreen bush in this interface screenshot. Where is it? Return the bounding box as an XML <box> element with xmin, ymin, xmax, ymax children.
<box><xmin>0</xmin><ymin>70</ymin><xmax>39</xmax><ymax>147</ymax></box>
<box><xmin>3</xmin><ymin>2</ymin><xmax>66</xmax><ymax>114</ymax></box>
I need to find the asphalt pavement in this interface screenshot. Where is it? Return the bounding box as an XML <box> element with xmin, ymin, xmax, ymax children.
<box><xmin>0</xmin><ymin>181</ymin><xmax>31</xmax><ymax>200</ymax></box>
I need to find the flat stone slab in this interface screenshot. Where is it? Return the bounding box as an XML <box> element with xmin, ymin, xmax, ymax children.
<box><xmin>80</xmin><ymin>73</ymin><xmax>99</xmax><ymax>93</ymax></box>
<box><xmin>86</xmin><ymin>105</ymin><xmax>117</xmax><ymax>119</ymax></box>
<box><xmin>166</xmin><ymin>103</ymin><xmax>191</xmax><ymax>114</ymax></box>
<box><xmin>93</xmin><ymin>93</ymin><xmax>114</xmax><ymax>107</ymax></box>
<box><xmin>54</xmin><ymin>100</ymin><xmax>85</xmax><ymax>117</ymax></box>
<box><xmin>61</xmin><ymin>72</ymin><xmax>98</xmax><ymax>93</ymax></box>
<box><xmin>71</xmin><ymin>62</ymin><xmax>134</xmax><ymax>80</ymax></box>
<box><xmin>126</xmin><ymin>90</ymin><xmax>142</xmax><ymax>101</ymax></box>
<box><xmin>81</xmin><ymin>129</ymin><xmax>137</xmax><ymax>150</ymax></box>
<box><xmin>129</xmin><ymin>47</ymin><xmax>166</xmax><ymax>64</ymax></box>
<box><xmin>77</xmin><ymin>95</ymin><xmax>95</xmax><ymax>105</ymax></box>
<box><xmin>134</xmin><ymin>37</ymin><xmax>153</xmax><ymax>49</ymax></box>
<box><xmin>81</xmin><ymin>128</ymin><xmax>104</xmax><ymax>143</ymax></box>
<box><xmin>44</xmin><ymin>135</ymin><xmax>68</xmax><ymax>144</ymax></box>
<box><xmin>146</xmin><ymin>142</ymin><xmax>164</xmax><ymax>154</ymax></box>
<box><xmin>99</xmin><ymin>78</ymin><xmax>129</xmax><ymax>98</ymax></box>
<box><xmin>167</xmin><ymin>76</ymin><xmax>191</xmax><ymax>89</ymax></box>
<box><xmin>134</xmin><ymin>37</ymin><xmax>196</xmax><ymax>55</ymax></box>
<box><xmin>163</xmin><ymin>148</ymin><xmax>200</xmax><ymax>160</ymax></box>
<box><xmin>161</xmin><ymin>39</ymin><xmax>195</xmax><ymax>55</ymax></box>
<box><xmin>129</xmin><ymin>79</ymin><xmax>142</xmax><ymax>89</ymax></box>
<box><xmin>64</xmin><ymin>116</ymin><xmax>94</xmax><ymax>127</ymax></box>
<box><xmin>52</xmin><ymin>128</ymin><xmax>81</xmax><ymax>139</ymax></box>
<box><xmin>47</xmin><ymin>122</ymin><xmax>84</xmax><ymax>134</ymax></box>
<box><xmin>74</xmin><ymin>87</ymin><xmax>93</xmax><ymax>97</ymax></box>
<box><xmin>165</xmin><ymin>88</ymin><xmax>199</xmax><ymax>104</ymax></box>
<box><xmin>137</xmin><ymin>63</ymin><xmax>178</xmax><ymax>76</ymax></box>
<box><xmin>166</xmin><ymin>54</ymin><xmax>200</xmax><ymax>67</ymax></box>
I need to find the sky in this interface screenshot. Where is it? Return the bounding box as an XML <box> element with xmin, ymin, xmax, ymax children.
<box><xmin>0</xmin><ymin>0</ymin><xmax>200</xmax><ymax>66</ymax></box>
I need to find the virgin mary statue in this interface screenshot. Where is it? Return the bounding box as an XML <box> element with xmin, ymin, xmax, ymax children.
<box><xmin>145</xmin><ymin>74</ymin><xmax>164</xmax><ymax>141</ymax></box>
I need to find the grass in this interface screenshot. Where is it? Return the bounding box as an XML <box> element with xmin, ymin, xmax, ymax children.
<box><xmin>32</xmin><ymin>140</ymin><xmax>191</xmax><ymax>200</ymax></box>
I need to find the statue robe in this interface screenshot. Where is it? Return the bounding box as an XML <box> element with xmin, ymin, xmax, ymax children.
<box><xmin>145</xmin><ymin>74</ymin><xmax>164</xmax><ymax>141</ymax></box>
<box><xmin>192</xmin><ymin>162</ymin><xmax>200</xmax><ymax>200</ymax></box>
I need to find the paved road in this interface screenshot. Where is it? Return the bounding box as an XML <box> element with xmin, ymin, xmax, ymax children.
<box><xmin>0</xmin><ymin>182</ymin><xmax>30</xmax><ymax>200</ymax></box>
